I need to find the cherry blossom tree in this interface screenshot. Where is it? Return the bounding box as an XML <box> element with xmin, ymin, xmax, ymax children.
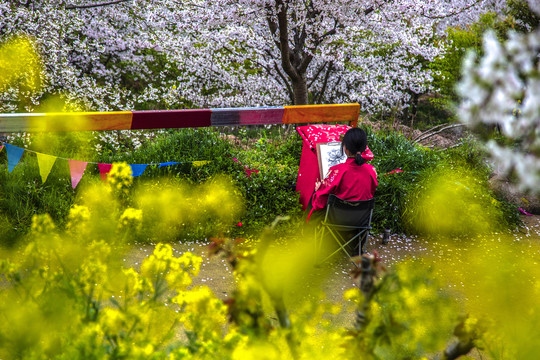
<box><xmin>0</xmin><ymin>0</ymin><xmax>506</xmax><ymax>113</ymax></box>
<box><xmin>152</xmin><ymin>0</ymin><xmax>507</xmax><ymax>110</ymax></box>
<box><xmin>0</xmin><ymin>0</ymin><xmax>172</xmax><ymax>112</ymax></box>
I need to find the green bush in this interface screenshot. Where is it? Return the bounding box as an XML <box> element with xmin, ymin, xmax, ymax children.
<box><xmin>361</xmin><ymin>126</ymin><xmax>440</xmax><ymax>232</ymax></box>
<box><xmin>227</xmin><ymin>128</ymin><xmax>303</xmax><ymax>235</ymax></box>
<box><xmin>0</xmin><ymin>124</ymin><xmax>521</xmax><ymax>247</ymax></box>
<box><xmin>360</xmin><ymin>126</ymin><xmax>520</xmax><ymax>234</ymax></box>
<box><xmin>0</xmin><ymin>151</ymin><xmax>75</xmax><ymax>247</ymax></box>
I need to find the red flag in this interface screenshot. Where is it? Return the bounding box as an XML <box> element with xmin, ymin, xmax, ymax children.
<box><xmin>98</xmin><ymin>163</ymin><xmax>112</xmax><ymax>182</ymax></box>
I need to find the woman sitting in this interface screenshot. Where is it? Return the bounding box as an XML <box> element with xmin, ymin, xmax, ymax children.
<box><xmin>308</xmin><ymin>127</ymin><xmax>377</xmax><ymax>220</ymax></box>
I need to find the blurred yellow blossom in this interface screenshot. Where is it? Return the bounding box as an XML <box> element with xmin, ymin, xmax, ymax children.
<box><xmin>119</xmin><ymin>207</ymin><xmax>143</xmax><ymax>231</ymax></box>
<box><xmin>67</xmin><ymin>204</ymin><xmax>90</xmax><ymax>231</ymax></box>
<box><xmin>108</xmin><ymin>162</ymin><xmax>133</xmax><ymax>193</ymax></box>
<box><xmin>31</xmin><ymin>213</ymin><xmax>55</xmax><ymax>234</ymax></box>
<box><xmin>404</xmin><ymin>164</ymin><xmax>505</xmax><ymax>237</ymax></box>
<box><xmin>100</xmin><ymin>308</ymin><xmax>127</xmax><ymax>334</ymax></box>
<box><xmin>0</xmin><ymin>36</ymin><xmax>43</xmax><ymax>92</ymax></box>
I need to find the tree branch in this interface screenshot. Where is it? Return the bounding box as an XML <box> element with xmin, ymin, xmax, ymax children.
<box><xmin>275</xmin><ymin>0</ymin><xmax>299</xmax><ymax>81</ymax></box>
<box><xmin>273</xmin><ymin>62</ymin><xmax>294</xmax><ymax>104</ymax></box>
<box><xmin>308</xmin><ymin>61</ymin><xmax>328</xmax><ymax>88</ymax></box>
<box><xmin>420</xmin><ymin>0</ymin><xmax>482</xmax><ymax>19</ymax></box>
<box><xmin>297</xmin><ymin>52</ymin><xmax>313</xmax><ymax>73</ymax></box>
<box><xmin>315</xmin><ymin>61</ymin><xmax>333</xmax><ymax>104</ymax></box>
<box><xmin>294</xmin><ymin>22</ymin><xmax>308</xmax><ymax>57</ymax></box>
<box><xmin>413</xmin><ymin>124</ymin><xmax>465</xmax><ymax>144</ymax></box>
<box><xmin>65</xmin><ymin>0</ymin><xmax>131</xmax><ymax>9</ymax></box>
<box><xmin>315</xmin><ymin>18</ymin><xmax>338</xmax><ymax>45</ymax></box>
<box><xmin>265</xmin><ymin>5</ymin><xmax>282</xmax><ymax>50</ymax></box>
<box><xmin>329</xmin><ymin>76</ymin><xmax>342</xmax><ymax>103</ymax></box>
<box><xmin>411</xmin><ymin>123</ymin><xmax>448</xmax><ymax>141</ymax></box>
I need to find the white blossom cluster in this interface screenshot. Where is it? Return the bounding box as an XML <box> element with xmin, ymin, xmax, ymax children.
<box><xmin>458</xmin><ymin>1</ymin><xmax>540</xmax><ymax>193</ymax></box>
<box><xmin>1</xmin><ymin>0</ymin><xmax>505</xmax><ymax>113</ymax></box>
<box><xmin>0</xmin><ymin>0</ymin><xmax>175</xmax><ymax>112</ymax></box>
<box><xmin>94</xmin><ymin>129</ymin><xmax>164</xmax><ymax>155</ymax></box>
<box><xmin>152</xmin><ymin>0</ymin><xmax>505</xmax><ymax>112</ymax></box>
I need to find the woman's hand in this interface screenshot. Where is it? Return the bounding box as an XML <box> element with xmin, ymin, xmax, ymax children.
<box><xmin>314</xmin><ymin>180</ymin><xmax>322</xmax><ymax>191</ymax></box>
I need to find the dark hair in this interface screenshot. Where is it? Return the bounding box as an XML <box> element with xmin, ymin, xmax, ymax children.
<box><xmin>341</xmin><ymin>127</ymin><xmax>367</xmax><ymax>165</ymax></box>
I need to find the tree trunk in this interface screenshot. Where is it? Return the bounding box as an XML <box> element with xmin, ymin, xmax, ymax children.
<box><xmin>292</xmin><ymin>74</ymin><xmax>308</xmax><ymax>105</ymax></box>
<box><xmin>409</xmin><ymin>93</ymin><xmax>419</xmax><ymax>129</ymax></box>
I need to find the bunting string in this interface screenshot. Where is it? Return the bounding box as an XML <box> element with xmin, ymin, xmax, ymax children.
<box><xmin>0</xmin><ymin>141</ymin><xmax>211</xmax><ymax>188</ymax></box>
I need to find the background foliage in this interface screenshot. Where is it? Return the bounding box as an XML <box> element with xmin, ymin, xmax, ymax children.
<box><xmin>0</xmin><ymin>123</ymin><xmax>520</xmax><ymax>247</ymax></box>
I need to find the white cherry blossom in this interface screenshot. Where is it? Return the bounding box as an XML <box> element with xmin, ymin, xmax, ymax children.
<box><xmin>1</xmin><ymin>0</ymin><xmax>506</xmax><ymax>113</ymax></box>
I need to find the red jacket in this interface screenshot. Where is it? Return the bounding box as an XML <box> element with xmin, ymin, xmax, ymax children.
<box><xmin>311</xmin><ymin>158</ymin><xmax>377</xmax><ymax>212</ymax></box>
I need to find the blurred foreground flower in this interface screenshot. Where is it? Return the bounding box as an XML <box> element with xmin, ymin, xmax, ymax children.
<box><xmin>108</xmin><ymin>162</ymin><xmax>133</xmax><ymax>194</ymax></box>
<box><xmin>31</xmin><ymin>213</ymin><xmax>55</xmax><ymax>234</ymax></box>
<box><xmin>0</xmin><ymin>35</ymin><xmax>43</xmax><ymax>92</ymax></box>
<box><xmin>404</xmin><ymin>164</ymin><xmax>506</xmax><ymax>237</ymax></box>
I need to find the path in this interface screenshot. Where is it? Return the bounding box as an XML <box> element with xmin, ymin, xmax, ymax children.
<box><xmin>124</xmin><ymin>215</ymin><xmax>540</xmax><ymax>303</ymax></box>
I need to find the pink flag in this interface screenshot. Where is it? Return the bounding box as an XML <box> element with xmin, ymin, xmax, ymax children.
<box><xmin>69</xmin><ymin>160</ymin><xmax>88</xmax><ymax>189</ymax></box>
<box><xmin>98</xmin><ymin>163</ymin><xmax>112</xmax><ymax>182</ymax></box>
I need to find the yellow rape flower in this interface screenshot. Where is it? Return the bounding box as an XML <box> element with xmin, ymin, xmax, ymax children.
<box><xmin>122</xmin><ymin>268</ymin><xmax>144</xmax><ymax>295</ymax></box>
<box><xmin>79</xmin><ymin>260</ymin><xmax>107</xmax><ymax>295</ymax></box>
<box><xmin>343</xmin><ymin>288</ymin><xmax>362</xmax><ymax>305</ymax></box>
<box><xmin>140</xmin><ymin>254</ymin><xmax>167</xmax><ymax>279</ymax></box>
<box><xmin>0</xmin><ymin>36</ymin><xmax>43</xmax><ymax>92</ymax></box>
<box><xmin>100</xmin><ymin>308</ymin><xmax>127</xmax><ymax>334</ymax></box>
<box><xmin>119</xmin><ymin>207</ymin><xmax>143</xmax><ymax>231</ymax></box>
<box><xmin>165</xmin><ymin>269</ymin><xmax>192</xmax><ymax>291</ymax></box>
<box><xmin>108</xmin><ymin>162</ymin><xmax>133</xmax><ymax>193</ymax></box>
<box><xmin>31</xmin><ymin>213</ymin><xmax>55</xmax><ymax>234</ymax></box>
<box><xmin>177</xmin><ymin>251</ymin><xmax>202</xmax><ymax>276</ymax></box>
<box><xmin>232</xmin><ymin>340</ymin><xmax>280</xmax><ymax>360</ymax></box>
<box><xmin>402</xmin><ymin>288</ymin><xmax>418</xmax><ymax>308</ymax></box>
<box><xmin>67</xmin><ymin>204</ymin><xmax>90</xmax><ymax>226</ymax></box>
<box><xmin>154</xmin><ymin>243</ymin><xmax>173</xmax><ymax>260</ymax></box>
<box><xmin>173</xmin><ymin>286</ymin><xmax>227</xmax><ymax>334</ymax></box>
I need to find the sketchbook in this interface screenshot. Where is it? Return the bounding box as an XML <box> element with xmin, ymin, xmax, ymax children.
<box><xmin>316</xmin><ymin>141</ymin><xmax>347</xmax><ymax>179</ymax></box>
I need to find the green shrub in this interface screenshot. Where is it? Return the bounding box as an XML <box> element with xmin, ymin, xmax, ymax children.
<box><xmin>0</xmin><ymin>151</ymin><xmax>75</xmax><ymax>246</ymax></box>
<box><xmin>0</xmin><ymin>124</ymin><xmax>521</xmax><ymax>246</ymax></box>
<box><xmin>361</xmin><ymin>126</ymin><xmax>440</xmax><ymax>232</ymax></box>
<box><xmin>227</xmin><ymin>128</ymin><xmax>303</xmax><ymax>235</ymax></box>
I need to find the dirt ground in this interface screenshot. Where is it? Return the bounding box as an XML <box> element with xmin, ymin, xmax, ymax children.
<box><xmin>122</xmin><ymin>215</ymin><xmax>540</xmax><ymax>357</ymax></box>
<box><xmin>125</xmin><ymin>214</ymin><xmax>540</xmax><ymax>304</ymax></box>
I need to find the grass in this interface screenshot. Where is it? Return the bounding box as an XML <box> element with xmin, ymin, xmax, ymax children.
<box><xmin>0</xmin><ymin>124</ymin><xmax>522</xmax><ymax>247</ymax></box>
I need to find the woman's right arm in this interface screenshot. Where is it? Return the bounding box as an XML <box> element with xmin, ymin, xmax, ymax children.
<box><xmin>311</xmin><ymin>168</ymin><xmax>340</xmax><ymax>211</ymax></box>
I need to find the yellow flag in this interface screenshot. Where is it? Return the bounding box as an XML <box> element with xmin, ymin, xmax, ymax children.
<box><xmin>36</xmin><ymin>152</ymin><xmax>57</xmax><ymax>183</ymax></box>
<box><xmin>192</xmin><ymin>160</ymin><xmax>211</xmax><ymax>167</ymax></box>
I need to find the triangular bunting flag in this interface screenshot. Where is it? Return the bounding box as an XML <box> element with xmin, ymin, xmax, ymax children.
<box><xmin>5</xmin><ymin>143</ymin><xmax>24</xmax><ymax>173</ymax></box>
<box><xmin>69</xmin><ymin>159</ymin><xmax>88</xmax><ymax>189</ymax></box>
<box><xmin>192</xmin><ymin>160</ymin><xmax>211</xmax><ymax>167</ymax></box>
<box><xmin>36</xmin><ymin>152</ymin><xmax>57</xmax><ymax>183</ymax></box>
<box><xmin>130</xmin><ymin>164</ymin><xmax>147</xmax><ymax>177</ymax></box>
<box><xmin>159</xmin><ymin>161</ymin><xmax>178</xmax><ymax>167</ymax></box>
<box><xmin>98</xmin><ymin>163</ymin><xmax>112</xmax><ymax>181</ymax></box>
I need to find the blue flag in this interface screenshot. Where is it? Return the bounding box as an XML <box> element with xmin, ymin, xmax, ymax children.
<box><xmin>159</xmin><ymin>161</ymin><xmax>178</xmax><ymax>167</ymax></box>
<box><xmin>130</xmin><ymin>164</ymin><xmax>147</xmax><ymax>177</ymax></box>
<box><xmin>5</xmin><ymin>144</ymin><xmax>24</xmax><ymax>173</ymax></box>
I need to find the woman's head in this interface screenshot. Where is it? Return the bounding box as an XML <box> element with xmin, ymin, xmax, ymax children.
<box><xmin>342</xmin><ymin>127</ymin><xmax>367</xmax><ymax>165</ymax></box>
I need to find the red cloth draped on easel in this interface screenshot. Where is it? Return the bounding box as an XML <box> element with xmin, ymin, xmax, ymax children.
<box><xmin>296</xmin><ymin>125</ymin><xmax>374</xmax><ymax>210</ymax></box>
